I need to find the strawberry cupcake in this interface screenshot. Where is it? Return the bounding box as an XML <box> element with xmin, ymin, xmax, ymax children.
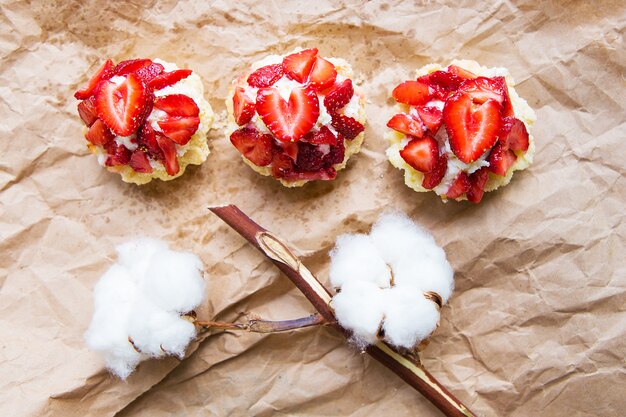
<box><xmin>386</xmin><ymin>60</ymin><xmax>536</xmax><ymax>203</ymax></box>
<box><xmin>226</xmin><ymin>48</ymin><xmax>366</xmax><ymax>187</ymax></box>
<box><xmin>74</xmin><ymin>58</ymin><xmax>214</xmax><ymax>185</ymax></box>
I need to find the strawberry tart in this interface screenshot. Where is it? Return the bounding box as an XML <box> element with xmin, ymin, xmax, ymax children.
<box><xmin>74</xmin><ymin>58</ymin><xmax>214</xmax><ymax>185</ymax></box>
<box><xmin>386</xmin><ymin>60</ymin><xmax>536</xmax><ymax>203</ymax></box>
<box><xmin>226</xmin><ymin>48</ymin><xmax>367</xmax><ymax>187</ymax></box>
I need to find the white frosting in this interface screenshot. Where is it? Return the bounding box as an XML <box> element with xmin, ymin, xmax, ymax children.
<box><xmin>114</xmin><ymin>134</ymin><xmax>138</xmax><ymax>151</ymax></box>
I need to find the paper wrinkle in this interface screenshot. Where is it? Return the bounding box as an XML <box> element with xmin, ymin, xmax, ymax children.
<box><xmin>1</xmin><ymin>1</ymin><xmax>625</xmax><ymax>416</ymax></box>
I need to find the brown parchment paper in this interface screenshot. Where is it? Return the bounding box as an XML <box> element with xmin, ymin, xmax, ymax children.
<box><xmin>1</xmin><ymin>0</ymin><xmax>625</xmax><ymax>416</ymax></box>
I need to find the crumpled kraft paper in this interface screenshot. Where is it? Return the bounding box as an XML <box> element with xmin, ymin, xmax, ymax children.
<box><xmin>0</xmin><ymin>0</ymin><xmax>625</xmax><ymax>416</ymax></box>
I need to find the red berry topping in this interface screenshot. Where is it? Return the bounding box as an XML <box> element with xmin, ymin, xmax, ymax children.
<box><xmin>324</xmin><ymin>137</ymin><xmax>346</xmax><ymax>165</ymax></box>
<box><xmin>135</xmin><ymin>62</ymin><xmax>165</xmax><ymax>83</ymax></box>
<box><xmin>324</xmin><ymin>79</ymin><xmax>354</xmax><ymax>113</ymax></box>
<box><xmin>147</xmin><ymin>69</ymin><xmax>192</xmax><ymax>90</ymax></box>
<box><xmin>95</xmin><ymin>73</ymin><xmax>150</xmax><ymax>136</ymax></box>
<box><xmin>445</xmin><ymin>171</ymin><xmax>471</xmax><ymax>199</ymax></box>
<box><xmin>230</xmin><ymin>127</ymin><xmax>274</xmax><ymax>167</ymax></box>
<box><xmin>74</xmin><ymin>59</ymin><xmax>114</xmax><ymax>100</ymax></box>
<box><xmin>443</xmin><ymin>91</ymin><xmax>502</xmax><ymax>163</ymax></box>
<box><xmin>447</xmin><ymin>65</ymin><xmax>477</xmax><ymax>80</ymax></box>
<box><xmin>104</xmin><ymin>142</ymin><xmax>131</xmax><ymax>166</ymax></box>
<box><xmin>458</xmin><ymin>76</ymin><xmax>508</xmax><ymax>108</ymax></box>
<box><xmin>330</xmin><ymin>113</ymin><xmax>364</xmax><ymax>140</ymax></box>
<box><xmin>157</xmin><ymin>116</ymin><xmax>200</xmax><ymax>146</ymax></box>
<box><xmin>85</xmin><ymin>119</ymin><xmax>114</xmax><ymax>146</ymax></box>
<box><xmin>307</xmin><ymin>57</ymin><xmax>337</xmax><ymax>91</ymax></box>
<box><xmin>77</xmin><ymin>97</ymin><xmax>98</xmax><ymax>127</ymax></box>
<box><xmin>113</xmin><ymin>59</ymin><xmax>152</xmax><ymax>76</ymax></box>
<box><xmin>256</xmin><ymin>85</ymin><xmax>319</xmax><ymax>142</ymax></box>
<box><xmin>488</xmin><ymin>142</ymin><xmax>518</xmax><ymax>176</ymax></box>
<box><xmin>303</xmin><ymin>126</ymin><xmax>338</xmax><ymax>146</ymax></box>
<box><xmin>415</xmin><ymin>105</ymin><xmax>443</xmax><ymax>135</ymax></box>
<box><xmin>137</xmin><ymin>123</ymin><xmax>163</xmax><ymax>160</ymax></box>
<box><xmin>420</xmin><ymin>70</ymin><xmax>464</xmax><ymax>92</ymax></box>
<box><xmin>296</xmin><ymin>141</ymin><xmax>326</xmax><ymax>171</ymax></box>
<box><xmin>387</xmin><ymin>113</ymin><xmax>425</xmax><ymax>138</ymax></box>
<box><xmin>282</xmin><ymin>48</ymin><xmax>318</xmax><ymax>83</ymax></box>
<box><xmin>232</xmin><ymin>87</ymin><xmax>256</xmax><ymax>126</ymax></box>
<box><xmin>129</xmin><ymin>150</ymin><xmax>153</xmax><ymax>173</ymax></box>
<box><xmin>247</xmin><ymin>64</ymin><xmax>284</xmax><ymax>88</ymax></box>
<box><xmin>400</xmin><ymin>136</ymin><xmax>439</xmax><ymax>173</ymax></box>
<box><xmin>155</xmin><ymin>133</ymin><xmax>180</xmax><ymax>176</ymax></box>
<box><xmin>154</xmin><ymin>94</ymin><xmax>199</xmax><ymax>117</ymax></box>
<box><xmin>498</xmin><ymin>116</ymin><xmax>529</xmax><ymax>151</ymax></box>
<box><xmin>466</xmin><ymin>167</ymin><xmax>490</xmax><ymax>203</ymax></box>
<box><xmin>391</xmin><ymin>80</ymin><xmax>432</xmax><ymax>105</ymax></box>
<box><xmin>271</xmin><ymin>152</ymin><xmax>296</xmax><ymax>178</ymax></box>
<box><xmin>422</xmin><ymin>153</ymin><xmax>448</xmax><ymax>189</ymax></box>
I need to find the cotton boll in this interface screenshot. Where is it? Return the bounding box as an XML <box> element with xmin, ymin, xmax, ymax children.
<box><xmin>332</xmin><ymin>280</ymin><xmax>385</xmax><ymax>344</ymax></box>
<box><xmin>143</xmin><ymin>250</ymin><xmax>205</xmax><ymax>313</ymax></box>
<box><xmin>382</xmin><ymin>287</ymin><xmax>440</xmax><ymax>349</ymax></box>
<box><xmin>116</xmin><ymin>238</ymin><xmax>169</xmax><ymax>281</ymax></box>
<box><xmin>392</xmin><ymin>257</ymin><xmax>454</xmax><ymax>303</ymax></box>
<box><xmin>329</xmin><ymin>234</ymin><xmax>391</xmax><ymax>289</ymax></box>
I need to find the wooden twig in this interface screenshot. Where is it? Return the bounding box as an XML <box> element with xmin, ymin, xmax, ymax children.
<box><xmin>195</xmin><ymin>313</ymin><xmax>326</xmax><ymax>333</ymax></box>
<box><xmin>209</xmin><ymin>204</ymin><xmax>475</xmax><ymax>417</ymax></box>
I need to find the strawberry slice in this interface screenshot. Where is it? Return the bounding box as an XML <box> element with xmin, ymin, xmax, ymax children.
<box><xmin>230</xmin><ymin>127</ymin><xmax>274</xmax><ymax>167</ymax></box>
<box><xmin>444</xmin><ymin>91</ymin><xmax>502</xmax><ymax>163</ymax></box>
<box><xmin>85</xmin><ymin>119</ymin><xmax>114</xmax><ymax>146</ymax></box>
<box><xmin>308</xmin><ymin>57</ymin><xmax>337</xmax><ymax>91</ymax></box>
<box><xmin>466</xmin><ymin>167</ymin><xmax>490</xmax><ymax>203</ymax></box>
<box><xmin>137</xmin><ymin>123</ymin><xmax>163</xmax><ymax>160</ymax></box>
<box><xmin>420</xmin><ymin>71</ymin><xmax>464</xmax><ymax>92</ymax></box>
<box><xmin>392</xmin><ymin>80</ymin><xmax>432</xmax><ymax>105</ymax></box>
<box><xmin>330</xmin><ymin>113</ymin><xmax>364</xmax><ymax>140</ymax></box>
<box><xmin>113</xmin><ymin>59</ymin><xmax>152</xmax><ymax>76</ymax></box>
<box><xmin>256</xmin><ymin>85</ymin><xmax>319</xmax><ymax>142</ymax></box>
<box><xmin>323</xmin><ymin>79</ymin><xmax>354</xmax><ymax>113</ymax></box>
<box><xmin>129</xmin><ymin>150</ymin><xmax>153</xmax><ymax>173</ymax></box>
<box><xmin>415</xmin><ymin>105</ymin><xmax>443</xmax><ymax>134</ymax></box>
<box><xmin>154</xmin><ymin>94</ymin><xmax>199</xmax><ymax>117</ymax></box>
<box><xmin>491</xmin><ymin>77</ymin><xmax>514</xmax><ymax>117</ymax></box>
<box><xmin>148</xmin><ymin>69</ymin><xmax>192</xmax><ymax>90</ymax></box>
<box><xmin>488</xmin><ymin>142</ymin><xmax>517</xmax><ymax>176</ymax></box>
<box><xmin>399</xmin><ymin>136</ymin><xmax>439</xmax><ymax>173</ymax></box>
<box><xmin>445</xmin><ymin>171</ymin><xmax>471</xmax><ymax>199</ymax></box>
<box><xmin>74</xmin><ymin>59</ymin><xmax>114</xmax><ymax>100</ymax></box>
<box><xmin>296</xmin><ymin>141</ymin><xmax>325</xmax><ymax>171</ymax></box>
<box><xmin>498</xmin><ymin>116</ymin><xmax>529</xmax><ymax>151</ymax></box>
<box><xmin>303</xmin><ymin>126</ymin><xmax>338</xmax><ymax>145</ymax></box>
<box><xmin>271</xmin><ymin>152</ymin><xmax>296</xmax><ymax>178</ymax></box>
<box><xmin>324</xmin><ymin>135</ymin><xmax>345</xmax><ymax>165</ymax></box>
<box><xmin>155</xmin><ymin>133</ymin><xmax>179</xmax><ymax>175</ymax></box>
<box><xmin>422</xmin><ymin>153</ymin><xmax>448</xmax><ymax>189</ymax></box>
<box><xmin>282</xmin><ymin>48</ymin><xmax>318</xmax><ymax>83</ymax></box>
<box><xmin>96</xmin><ymin>73</ymin><xmax>150</xmax><ymax>136</ymax></box>
<box><xmin>387</xmin><ymin>113</ymin><xmax>425</xmax><ymax>138</ymax></box>
<box><xmin>103</xmin><ymin>142</ymin><xmax>131</xmax><ymax>166</ymax></box>
<box><xmin>77</xmin><ymin>97</ymin><xmax>98</xmax><ymax>126</ymax></box>
<box><xmin>279</xmin><ymin>141</ymin><xmax>299</xmax><ymax>161</ymax></box>
<box><xmin>459</xmin><ymin>76</ymin><xmax>512</xmax><ymax>116</ymax></box>
<box><xmin>447</xmin><ymin>65</ymin><xmax>477</xmax><ymax>80</ymax></box>
<box><xmin>158</xmin><ymin>116</ymin><xmax>200</xmax><ymax>145</ymax></box>
<box><xmin>232</xmin><ymin>87</ymin><xmax>256</xmax><ymax>126</ymax></box>
<box><xmin>247</xmin><ymin>64</ymin><xmax>284</xmax><ymax>88</ymax></box>
<box><xmin>135</xmin><ymin>62</ymin><xmax>165</xmax><ymax>83</ymax></box>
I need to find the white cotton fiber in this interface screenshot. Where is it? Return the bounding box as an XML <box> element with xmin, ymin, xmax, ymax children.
<box><xmin>329</xmin><ymin>212</ymin><xmax>454</xmax><ymax>349</ymax></box>
<box><xmin>329</xmin><ymin>234</ymin><xmax>391</xmax><ymax>289</ymax></box>
<box><xmin>85</xmin><ymin>238</ymin><xmax>206</xmax><ymax>379</ymax></box>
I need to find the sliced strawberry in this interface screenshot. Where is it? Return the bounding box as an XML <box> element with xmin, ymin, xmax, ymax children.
<box><xmin>113</xmin><ymin>59</ymin><xmax>152</xmax><ymax>76</ymax></box>
<box><xmin>420</xmin><ymin>71</ymin><xmax>464</xmax><ymax>92</ymax></box>
<box><xmin>158</xmin><ymin>115</ymin><xmax>200</xmax><ymax>145</ymax></box>
<box><xmin>330</xmin><ymin>113</ymin><xmax>364</xmax><ymax>140</ymax></box>
<box><xmin>296</xmin><ymin>141</ymin><xmax>325</xmax><ymax>171</ymax></box>
<box><xmin>282</xmin><ymin>48</ymin><xmax>318</xmax><ymax>83</ymax></box>
<box><xmin>279</xmin><ymin>141</ymin><xmax>299</xmax><ymax>161</ymax></box>
<box><xmin>387</xmin><ymin>113</ymin><xmax>425</xmax><ymax>138</ymax></box>
<box><xmin>137</xmin><ymin>123</ymin><xmax>163</xmax><ymax>160</ymax></box>
<box><xmin>230</xmin><ymin>127</ymin><xmax>274</xmax><ymax>167</ymax></box>
<box><xmin>446</xmin><ymin>171</ymin><xmax>471</xmax><ymax>199</ymax></box>
<box><xmin>271</xmin><ymin>152</ymin><xmax>296</xmax><ymax>178</ymax></box>
<box><xmin>323</xmin><ymin>79</ymin><xmax>354</xmax><ymax>113</ymax></box>
<box><xmin>135</xmin><ymin>62</ymin><xmax>164</xmax><ymax>83</ymax></box>
<box><xmin>74</xmin><ymin>59</ymin><xmax>114</xmax><ymax>100</ymax></box>
<box><xmin>247</xmin><ymin>64</ymin><xmax>284</xmax><ymax>88</ymax></box>
<box><xmin>466</xmin><ymin>167</ymin><xmax>490</xmax><ymax>203</ymax></box>
<box><xmin>391</xmin><ymin>80</ymin><xmax>431</xmax><ymax>105</ymax></box>
<box><xmin>459</xmin><ymin>77</ymin><xmax>509</xmax><ymax>110</ymax></box>
<box><xmin>400</xmin><ymin>136</ymin><xmax>439</xmax><ymax>173</ymax></box>
<box><xmin>444</xmin><ymin>91</ymin><xmax>502</xmax><ymax>163</ymax></box>
<box><xmin>415</xmin><ymin>105</ymin><xmax>443</xmax><ymax>134</ymax></box>
<box><xmin>488</xmin><ymin>142</ymin><xmax>518</xmax><ymax>176</ymax></box>
<box><xmin>422</xmin><ymin>153</ymin><xmax>448</xmax><ymax>189</ymax></box>
<box><xmin>447</xmin><ymin>65</ymin><xmax>477</xmax><ymax>80</ymax></box>
<box><xmin>303</xmin><ymin>126</ymin><xmax>338</xmax><ymax>145</ymax></box>
<box><xmin>491</xmin><ymin>76</ymin><xmax>514</xmax><ymax>117</ymax></box>
<box><xmin>324</xmin><ymin>135</ymin><xmax>345</xmax><ymax>165</ymax></box>
<box><xmin>256</xmin><ymin>85</ymin><xmax>319</xmax><ymax>142</ymax></box>
<box><xmin>232</xmin><ymin>87</ymin><xmax>256</xmax><ymax>126</ymax></box>
<box><xmin>85</xmin><ymin>119</ymin><xmax>114</xmax><ymax>146</ymax></box>
<box><xmin>148</xmin><ymin>69</ymin><xmax>192</xmax><ymax>90</ymax></box>
<box><xmin>155</xmin><ymin>133</ymin><xmax>179</xmax><ymax>175</ymax></box>
<box><xmin>77</xmin><ymin>97</ymin><xmax>98</xmax><ymax>126</ymax></box>
<box><xmin>308</xmin><ymin>57</ymin><xmax>337</xmax><ymax>91</ymax></box>
<box><xmin>129</xmin><ymin>150</ymin><xmax>153</xmax><ymax>173</ymax></box>
<box><xmin>103</xmin><ymin>142</ymin><xmax>131</xmax><ymax>166</ymax></box>
<box><xmin>498</xmin><ymin>116</ymin><xmax>529</xmax><ymax>151</ymax></box>
<box><xmin>154</xmin><ymin>94</ymin><xmax>199</xmax><ymax>117</ymax></box>
<box><xmin>95</xmin><ymin>73</ymin><xmax>150</xmax><ymax>136</ymax></box>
